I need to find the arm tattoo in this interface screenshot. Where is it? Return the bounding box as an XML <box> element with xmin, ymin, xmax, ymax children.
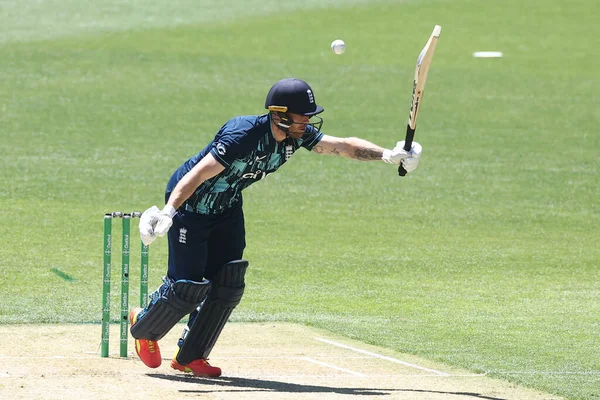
<box><xmin>314</xmin><ymin>145</ymin><xmax>341</xmax><ymax>156</ymax></box>
<box><xmin>353</xmin><ymin>147</ymin><xmax>382</xmax><ymax>161</ymax></box>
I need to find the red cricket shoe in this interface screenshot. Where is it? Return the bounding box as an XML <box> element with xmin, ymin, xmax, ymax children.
<box><xmin>170</xmin><ymin>357</ymin><xmax>222</xmax><ymax>377</ymax></box>
<box><xmin>129</xmin><ymin>307</ymin><xmax>162</xmax><ymax>368</ymax></box>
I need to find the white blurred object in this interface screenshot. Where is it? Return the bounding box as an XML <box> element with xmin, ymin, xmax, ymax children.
<box><xmin>330</xmin><ymin>39</ymin><xmax>346</xmax><ymax>55</ymax></box>
<box><xmin>473</xmin><ymin>51</ymin><xmax>503</xmax><ymax>58</ymax></box>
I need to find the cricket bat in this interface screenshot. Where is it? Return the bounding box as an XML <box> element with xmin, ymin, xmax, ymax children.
<box><xmin>398</xmin><ymin>25</ymin><xmax>442</xmax><ymax>176</ymax></box>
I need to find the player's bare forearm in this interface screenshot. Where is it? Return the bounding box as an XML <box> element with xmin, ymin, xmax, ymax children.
<box><xmin>167</xmin><ymin>179</ymin><xmax>199</xmax><ymax>210</ymax></box>
<box><xmin>313</xmin><ymin>135</ymin><xmax>385</xmax><ymax>161</ymax></box>
<box><xmin>349</xmin><ymin>138</ymin><xmax>385</xmax><ymax>161</ymax></box>
<box><xmin>167</xmin><ymin>153</ymin><xmax>225</xmax><ymax>209</ymax></box>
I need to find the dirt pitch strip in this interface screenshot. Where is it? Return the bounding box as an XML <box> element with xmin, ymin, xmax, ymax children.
<box><xmin>0</xmin><ymin>323</ymin><xmax>562</xmax><ymax>400</ymax></box>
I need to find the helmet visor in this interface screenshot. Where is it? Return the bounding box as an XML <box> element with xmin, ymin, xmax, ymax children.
<box><xmin>290</xmin><ymin>116</ymin><xmax>323</xmax><ymax>136</ymax></box>
<box><xmin>306</xmin><ymin>115</ymin><xmax>323</xmax><ymax>133</ymax></box>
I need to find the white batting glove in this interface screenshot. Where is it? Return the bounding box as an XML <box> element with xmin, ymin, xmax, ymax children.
<box><xmin>396</xmin><ymin>140</ymin><xmax>422</xmax><ymax>173</ymax></box>
<box><xmin>139</xmin><ymin>206</ymin><xmax>160</xmax><ymax>246</ymax></box>
<box><xmin>400</xmin><ymin>156</ymin><xmax>420</xmax><ymax>173</ymax></box>
<box><xmin>153</xmin><ymin>205</ymin><xmax>177</xmax><ymax>237</ymax></box>
<box><xmin>381</xmin><ymin>140</ymin><xmax>423</xmax><ymax>165</ymax></box>
<box><xmin>139</xmin><ymin>205</ymin><xmax>176</xmax><ymax>245</ymax></box>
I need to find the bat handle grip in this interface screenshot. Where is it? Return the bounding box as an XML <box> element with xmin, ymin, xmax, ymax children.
<box><xmin>398</xmin><ymin>124</ymin><xmax>415</xmax><ymax>176</ymax></box>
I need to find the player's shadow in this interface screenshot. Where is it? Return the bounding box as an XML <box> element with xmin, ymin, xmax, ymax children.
<box><xmin>148</xmin><ymin>374</ymin><xmax>507</xmax><ymax>399</ymax></box>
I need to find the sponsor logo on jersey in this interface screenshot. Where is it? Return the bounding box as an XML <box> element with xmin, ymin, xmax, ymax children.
<box><xmin>216</xmin><ymin>142</ymin><xmax>226</xmax><ymax>156</ymax></box>
<box><xmin>241</xmin><ymin>170</ymin><xmax>273</xmax><ymax>180</ymax></box>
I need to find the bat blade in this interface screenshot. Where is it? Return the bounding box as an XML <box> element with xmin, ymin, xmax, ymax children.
<box><xmin>398</xmin><ymin>25</ymin><xmax>441</xmax><ymax>176</ymax></box>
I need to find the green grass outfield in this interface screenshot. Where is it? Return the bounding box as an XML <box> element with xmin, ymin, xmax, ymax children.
<box><xmin>1</xmin><ymin>0</ymin><xmax>598</xmax><ymax>399</ymax></box>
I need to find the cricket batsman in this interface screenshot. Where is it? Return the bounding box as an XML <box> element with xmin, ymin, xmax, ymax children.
<box><xmin>129</xmin><ymin>78</ymin><xmax>423</xmax><ymax>376</ymax></box>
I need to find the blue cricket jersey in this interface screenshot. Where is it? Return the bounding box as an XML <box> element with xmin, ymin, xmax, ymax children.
<box><xmin>166</xmin><ymin>114</ymin><xmax>323</xmax><ymax>215</ymax></box>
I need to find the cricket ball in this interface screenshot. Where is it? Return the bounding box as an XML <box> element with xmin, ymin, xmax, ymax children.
<box><xmin>330</xmin><ymin>39</ymin><xmax>346</xmax><ymax>55</ymax></box>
